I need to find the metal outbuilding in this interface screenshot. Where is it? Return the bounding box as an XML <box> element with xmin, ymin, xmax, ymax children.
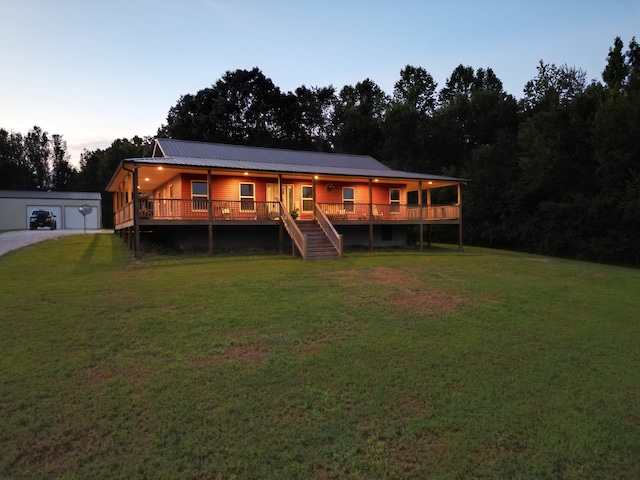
<box><xmin>0</xmin><ymin>190</ymin><xmax>102</xmax><ymax>230</ymax></box>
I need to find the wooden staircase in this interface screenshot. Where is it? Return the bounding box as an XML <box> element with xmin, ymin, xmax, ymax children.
<box><xmin>296</xmin><ymin>220</ymin><xmax>341</xmax><ymax>259</ymax></box>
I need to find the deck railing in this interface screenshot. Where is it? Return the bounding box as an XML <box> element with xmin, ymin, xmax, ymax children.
<box><xmin>136</xmin><ymin>199</ymin><xmax>282</xmax><ymax>221</ymax></box>
<box><xmin>115</xmin><ymin>202</ymin><xmax>134</xmax><ymax>225</ymax></box>
<box><xmin>316</xmin><ymin>203</ymin><xmax>460</xmax><ymax>221</ymax></box>
<box><xmin>280</xmin><ymin>203</ymin><xmax>307</xmax><ymax>260</ymax></box>
<box><xmin>114</xmin><ymin>199</ymin><xmax>460</xmax><ymax>227</ymax></box>
<box><xmin>314</xmin><ymin>205</ymin><xmax>343</xmax><ymax>257</ymax></box>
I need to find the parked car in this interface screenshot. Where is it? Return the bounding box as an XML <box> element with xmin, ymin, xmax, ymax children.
<box><xmin>29</xmin><ymin>210</ymin><xmax>57</xmax><ymax>230</ymax></box>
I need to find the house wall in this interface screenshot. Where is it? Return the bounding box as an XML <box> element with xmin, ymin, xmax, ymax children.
<box><xmin>151</xmin><ymin>174</ymin><xmax>406</xmax><ymax>206</ymax></box>
<box><xmin>152</xmin><ymin>174</ymin><xmax>182</xmax><ymax>199</ymax></box>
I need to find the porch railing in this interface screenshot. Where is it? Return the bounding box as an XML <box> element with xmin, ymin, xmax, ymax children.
<box><xmin>114</xmin><ymin>199</ymin><xmax>460</xmax><ymax>227</ymax></box>
<box><xmin>136</xmin><ymin>199</ymin><xmax>282</xmax><ymax>221</ymax></box>
<box><xmin>280</xmin><ymin>203</ymin><xmax>307</xmax><ymax>260</ymax></box>
<box><xmin>115</xmin><ymin>201</ymin><xmax>134</xmax><ymax>225</ymax></box>
<box><xmin>317</xmin><ymin>203</ymin><xmax>460</xmax><ymax>221</ymax></box>
<box><xmin>314</xmin><ymin>205</ymin><xmax>343</xmax><ymax>257</ymax></box>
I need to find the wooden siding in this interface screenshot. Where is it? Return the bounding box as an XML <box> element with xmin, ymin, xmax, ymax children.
<box><xmin>149</xmin><ymin>174</ymin><xmax>413</xmax><ymax>206</ymax></box>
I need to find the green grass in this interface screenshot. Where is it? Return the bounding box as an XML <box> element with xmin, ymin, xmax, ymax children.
<box><xmin>1</xmin><ymin>234</ymin><xmax>639</xmax><ymax>479</ymax></box>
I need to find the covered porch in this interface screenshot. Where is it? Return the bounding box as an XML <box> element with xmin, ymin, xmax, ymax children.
<box><xmin>109</xmin><ymin>160</ymin><xmax>465</xmax><ymax>259</ymax></box>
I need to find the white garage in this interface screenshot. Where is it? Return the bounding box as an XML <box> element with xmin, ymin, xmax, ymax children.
<box><xmin>64</xmin><ymin>205</ymin><xmax>99</xmax><ymax>229</ymax></box>
<box><xmin>0</xmin><ymin>190</ymin><xmax>102</xmax><ymax>230</ymax></box>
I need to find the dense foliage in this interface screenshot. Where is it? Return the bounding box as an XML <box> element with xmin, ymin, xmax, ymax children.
<box><xmin>1</xmin><ymin>37</ymin><xmax>638</xmax><ymax>264</ymax></box>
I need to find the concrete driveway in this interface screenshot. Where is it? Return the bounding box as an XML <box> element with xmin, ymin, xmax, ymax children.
<box><xmin>0</xmin><ymin>229</ymin><xmax>113</xmax><ymax>257</ymax></box>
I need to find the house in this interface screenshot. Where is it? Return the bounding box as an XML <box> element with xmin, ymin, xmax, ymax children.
<box><xmin>0</xmin><ymin>190</ymin><xmax>102</xmax><ymax>230</ymax></box>
<box><xmin>105</xmin><ymin>138</ymin><xmax>466</xmax><ymax>259</ymax></box>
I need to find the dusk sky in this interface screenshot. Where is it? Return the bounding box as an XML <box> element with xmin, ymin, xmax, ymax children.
<box><xmin>1</xmin><ymin>0</ymin><xmax>638</xmax><ymax>166</ymax></box>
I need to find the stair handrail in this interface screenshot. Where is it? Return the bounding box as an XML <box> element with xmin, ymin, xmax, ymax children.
<box><xmin>314</xmin><ymin>205</ymin><xmax>343</xmax><ymax>257</ymax></box>
<box><xmin>280</xmin><ymin>202</ymin><xmax>307</xmax><ymax>260</ymax></box>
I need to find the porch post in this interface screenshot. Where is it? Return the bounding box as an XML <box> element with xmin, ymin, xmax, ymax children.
<box><xmin>278</xmin><ymin>174</ymin><xmax>284</xmax><ymax>253</ymax></box>
<box><xmin>458</xmin><ymin>183</ymin><xmax>463</xmax><ymax>252</ymax></box>
<box><xmin>368</xmin><ymin>178</ymin><xmax>373</xmax><ymax>251</ymax></box>
<box><xmin>426</xmin><ymin>186</ymin><xmax>432</xmax><ymax>248</ymax></box>
<box><xmin>312</xmin><ymin>175</ymin><xmax>317</xmax><ymax>212</ymax></box>
<box><xmin>132</xmin><ymin>164</ymin><xmax>140</xmax><ymax>258</ymax></box>
<box><xmin>418</xmin><ymin>181</ymin><xmax>423</xmax><ymax>251</ymax></box>
<box><xmin>207</xmin><ymin>170</ymin><xmax>213</xmax><ymax>255</ymax></box>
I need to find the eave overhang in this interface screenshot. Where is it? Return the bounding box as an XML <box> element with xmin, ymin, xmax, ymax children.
<box><xmin>106</xmin><ymin>156</ymin><xmax>468</xmax><ymax>192</ymax></box>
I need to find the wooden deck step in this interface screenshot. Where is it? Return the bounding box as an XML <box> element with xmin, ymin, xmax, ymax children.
<box><xmin>296</xmin><ymin>220</ymin><xmax>341</xmax><ymax>259</ymax></box>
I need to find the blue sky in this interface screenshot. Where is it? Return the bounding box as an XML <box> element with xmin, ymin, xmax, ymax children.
<box><xmin>1</xmin><ymin>0</ymin><xmax>638</xmax><ymax>166</ymax></box>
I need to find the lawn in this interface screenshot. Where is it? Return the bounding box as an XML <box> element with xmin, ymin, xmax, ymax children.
<box><xmin>1</xmin><ymin>234</ymin><xmax>639</xmax><ymax>479</ymax></box>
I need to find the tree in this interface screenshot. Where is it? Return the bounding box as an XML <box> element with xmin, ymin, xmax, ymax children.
<box><xmin>431</xmin><ymin>65</ymin><xmax>516</xmax><ymax>176</ymax></box>
<box><xmin>382</xmin><ymin>66</ymin><xmax>438</xmax><ymax>171</ymax></box>
<box><xmin>76</xmin><ymin>136</ymin><xmax>153</xmax><ymax>228</ymax></box>
<box><xmin>331</xmin><ymin>79</ymin><xmax>389</xmax><ymax>158</ymax></box>
<box><xmin>294</xmin><ymin>85</ymin><xmax>336</xmax><ymax>151</ymax></box>
<box><xmin>23</xmin><ymin>126</ymin><xmax>51</xmax><ymax>190</ymax></box>
<box><xmin>160</xmin><ymin>68</ymin><xmax>317</xmax><ymax>150</ymax></box>
<box><xmin>50</xmin><ymin>134</ymin><xmax>76</xmax><ymax>190</ymax></box>
<box><xmin>77</xmin><ymin>136</ymin><xmax>152</xmax><ymax>193</ymax></box>
<box><xmin>602</xmin><ymin>36</ymin><xmax>628</xmax><ymax>91</ymax></box>
<box><xmin>522</xmin><ymin>61</ymin><xmax>587</xmax><ymax>111</ymax></box>
<box><xmin>393</xmin><ymin>65</ymin><xmax>437</xmax><ymax>115</ymax></box>
<box><xmin>0</xmin><ymin>129</ymin><xmax>33</xmax><ymax>190</ymax></box>
<box><xmin>626</xmin><ymin>36</ymin><xmax>640</xmax><ymax>91</ymax></box>
<box><xmin>438</xmin><ymin>65</ymin><xmax>476</xmax><ymax>104</ymax></box>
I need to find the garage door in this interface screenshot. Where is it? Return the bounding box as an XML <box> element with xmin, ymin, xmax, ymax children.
<box><xmin>26</xmin><ymin>205</ymin><xmax>62</xmax><ymax>229</ymax></box>
<box><xmin>65</xmin><ymin>206</ymin><xmax>99</xmax><ymax>229</ymax></box>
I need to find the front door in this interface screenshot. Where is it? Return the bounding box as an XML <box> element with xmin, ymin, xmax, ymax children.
<box><xmin>267</xmin><ymin>183</ymin><xmax>294</xmax><ymax>216</ymax></box>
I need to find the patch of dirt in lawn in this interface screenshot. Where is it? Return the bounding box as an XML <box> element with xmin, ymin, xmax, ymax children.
<box><xmin>397</xmin><ymin>394</ymin><xmax>428</xmax><ymax>418</ymax></box>
<box><xmin>325</xmin><ymin>267</ymin><xmax>473</xmax><ymax>315</ymax></box>
<box><xmin>76</xmin><ymin>365</ymin><xmax>152</xmax><ymax>395</ymax></box>
<box><xmin>191</xmin><ymin>338</ymin><xmax>269</xmax><ymax>367</ymax></box>
<box><xmin>222</xmin><ymin>342</ymin><xmax>269</xmax><ymax>364</ymax></box>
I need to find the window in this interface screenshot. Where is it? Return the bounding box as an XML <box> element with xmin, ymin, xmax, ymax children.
<box><xmin>390</xmin><ymin>189</ymin><xmax>400</xmax><ymax>214</ymax></box>
<box><xmin>302</xmin><ymin>185</ymin><xmax>313</xmax><ymax>212</ymax></box>
<box><xmin>342</xmin><ymin>187</ymin><xmax>355</xmax><ymax>213</ymax></box>
<box><xmin>240</xmin><ymin>182</ymin><xmax>255</xmax><ymax>211</ymax></box>
<box><xmin>192</xmin><ymin>181</ymin><xmax>208</xmax><ymax>211</ymax></box>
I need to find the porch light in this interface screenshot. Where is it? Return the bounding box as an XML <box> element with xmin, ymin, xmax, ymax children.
<box><xmin>157</xmin><ymin>166</ymin><xmax>163</xmax><ymax>171</ymax></box>
<box><xmin>374</xmin><ymin>179</ymin><xmax>379</xmax><ymax>182</ymax></box>
<box><xmin>428</xmin><ymin>181</ymin><xmax>433</xmax><ymax>185</ymax></box>
<box><xmin>314</xmin><ymin>175</ymin><xmax>319</xmax><ymax>180</ymax></box>
<box><xmin>144</xmin><ymin>177</ymin><xmax>150</xmax><ymax>181</ymax></box>
<box><xmin>244</xmin><ymin>172</ymin><xmax>249</xmax><ymax>176</ymax></box>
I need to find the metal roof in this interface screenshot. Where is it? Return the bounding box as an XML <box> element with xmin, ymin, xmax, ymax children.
<box><xmin>139</xmin><ymin>138</ymin><xmax>466</xmax><ymax>183</ymax></box>
<box><xmin>0</xmin><ymin>190</ymin><xmax>101</xmax><ymax>200</ymax></box>
<box><xmin>154</xmin><ymin>138</ymin><xmax>392</xmax><ymax>171</ymax></box>
<box><xmin>130</xmin><ymin>155</ymin><xmax>464</xmax><ymax>183</ymax></box>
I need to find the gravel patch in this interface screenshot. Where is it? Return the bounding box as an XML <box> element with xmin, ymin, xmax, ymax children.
<box><xmin>0</xmin><ymin>229</ymin><xmax>113</xmax><ymax>257</ymax></box>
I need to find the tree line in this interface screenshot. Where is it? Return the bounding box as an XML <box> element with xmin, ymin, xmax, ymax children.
<box><xmin>1</xmin><ymin>36</ymin><xmax>638</xmax><ymax>265</ymax></box>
